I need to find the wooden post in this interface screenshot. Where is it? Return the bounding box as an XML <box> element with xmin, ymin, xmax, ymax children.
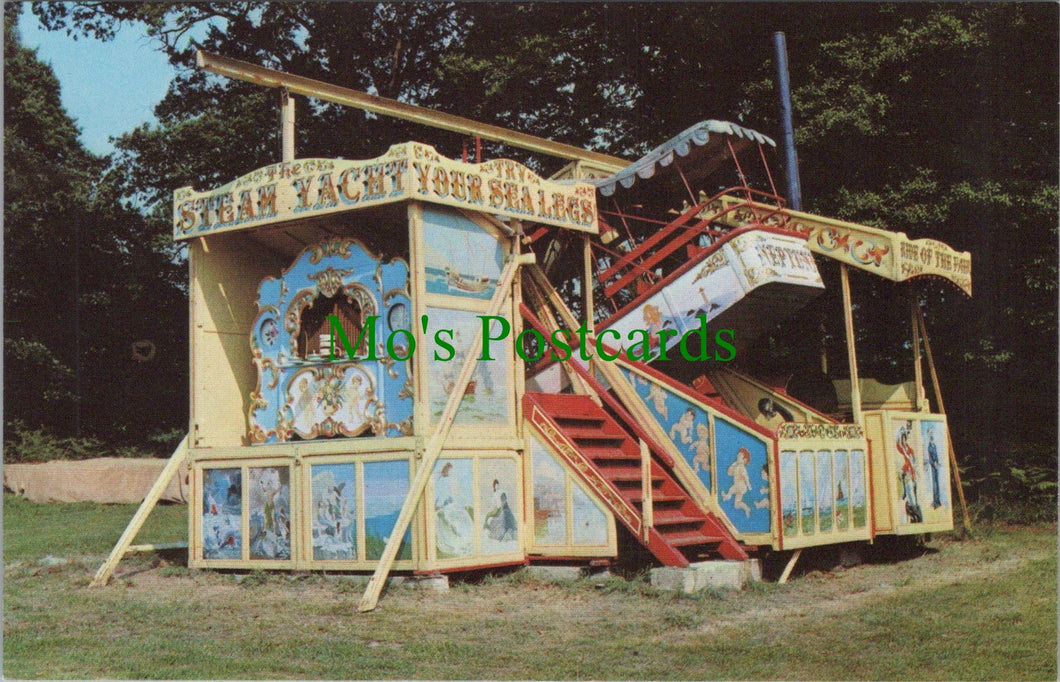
<box><xmin>583</xmin><ymin>236</ymin><xmax>595</xmax><ymax>335</ymax></box>
<box><xmin>280</xmin><ymin>88</ymin><xmax>295</xmax><ymax>162</ymax></box>
<box><xmin>358</xmin><ymin>255</ymin><xmax>528</xmax><ymax>612</ymax></box>
<box><xmin>915</xmin><ymin>307</ymin><xmax>972</xmax><ymax>531</ymax></box>
<box><xmin>840</xmin><ymin>264</ymin><xmax>863</xmax><ymax>425</ymax></box>
<box><xmin>911</xmin><ymin>298</ymin><xmax>924</xmax><ymax>412</ymax></box>
<box><xmin>640</xmin><ymin>438</ymin><xmax>653</xmax><ymax>542</ymax></box>
<box><xmin>91</xmin><ymin>436</ymin><xmax>189</xmax><ymax>586</ymax></box>
<box><xmin>778</xmin><ymin>548</ymin><xmax>802</xmax><ymax>584</ymax></box>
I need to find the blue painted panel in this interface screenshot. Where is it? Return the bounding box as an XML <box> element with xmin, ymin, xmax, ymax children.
<box><xmin>619</xmin><ymin>367</ymin><xmax>712</xmax><ymax>492</ymax></box>
<box><xmin>714</xmin><ymin>418</ymin><xmax>771</xmax><ymax>534</ymax></box>
<box><xmin>363</xmin><ymin>459</ymin><xmax>412</xmax><ymax>560</ymax></box>
<box><xmin>311</xmin><ymin>463</ymin><xmax>357</xmax><ymax>560</ymax></box>
<box><xmin>202</xmin><ymin>468</ymin><xmax>242</xmax><ymax>560</ymax></box>
<box><xmin>249</xmin><ymin>239</ymin><xmax>413</xmax><ymax>443</ymax></box>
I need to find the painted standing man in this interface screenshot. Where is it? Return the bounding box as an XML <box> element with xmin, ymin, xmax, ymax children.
<box><xmin>927</xmin><ymin>427</ymin><xmax>942</xmax><ymax>509</ymax></box>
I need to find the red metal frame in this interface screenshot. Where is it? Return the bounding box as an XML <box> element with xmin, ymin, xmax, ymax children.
<box><xmin>598</xmin><ymin>222</ymin><xmax>807</xmax><ymax>337</ymax></box>
<box><xmin>595</xmin><ymin>186</ymin><xmax>794</xmax><ymax>304</ymax></box>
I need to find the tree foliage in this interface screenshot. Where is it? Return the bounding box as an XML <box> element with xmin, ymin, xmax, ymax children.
<box><xmin>23</xmin><ymin>2</ymin><xmax>1059</xmax><ymax>462</ymax></box>
<box><xmin>4</xmin><ymin>5</ymin><xmax>186</xmax><ymax>450</ymax></box>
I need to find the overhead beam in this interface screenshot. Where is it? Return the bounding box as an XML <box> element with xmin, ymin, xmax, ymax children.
<box><xmin>196</xmin><ymin>51</ymin><xmax>628</xmax><ymax>172</ymax></box>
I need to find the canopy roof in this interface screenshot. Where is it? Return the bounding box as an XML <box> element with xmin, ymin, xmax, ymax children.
<box><xmin>595</xmin><ymin>120</ymin><xmax>775</xmax><ymax>198</ymax></box>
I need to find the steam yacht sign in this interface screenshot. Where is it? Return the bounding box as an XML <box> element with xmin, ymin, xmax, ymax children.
<box><xmin>173</xmin><ymin>142</ymin><xmax>598</xmax><ymax>240</ymax></box>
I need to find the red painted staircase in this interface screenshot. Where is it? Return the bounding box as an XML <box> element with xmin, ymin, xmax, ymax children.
<box><xmin>525</xmin><ymin>392</ymin><xmax>747</xmax><ymax>567</ymax></box>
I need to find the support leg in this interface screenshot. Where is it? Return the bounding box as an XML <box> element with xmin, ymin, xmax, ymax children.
<box><xmin>778</xmin><ymin>548</ymin><xmax>802</xmax><ymax>585</ymax></box>
<box><xmin>91</xmin><ymin>436</ymin><xmax>189</xmax><ymax>586</ymax></box>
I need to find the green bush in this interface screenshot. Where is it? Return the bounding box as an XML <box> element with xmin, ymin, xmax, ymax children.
<box><xmin>965</xmin><ymin>445</ymin><xmax>1058</xmax><ymax>525</ymax></box>
<box><xmin>2</xmin><ymin>422</ymin><xmax>156</xmax><ymax>463</ymax></box>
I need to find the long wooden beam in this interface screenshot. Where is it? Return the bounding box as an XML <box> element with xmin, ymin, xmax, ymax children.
<box><xmin>196</xmin><ymin>51</ymin><xmax>628</xmax><ymax>172</ymax></box>
<box><xmin>91</xmin><ymin>436</ymin><xmax>189</xmax><ymax>586</ymax></box>
<box><xmin>358</xmin><ymin>253</ymin><xmax>530</xmax><ymax>612</ymax></box>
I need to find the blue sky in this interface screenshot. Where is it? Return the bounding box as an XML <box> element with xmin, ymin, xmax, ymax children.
<box><xmin>18</xmin><ymin>13</ymin><xmax>177</xmax><ymax>155</ymax></box>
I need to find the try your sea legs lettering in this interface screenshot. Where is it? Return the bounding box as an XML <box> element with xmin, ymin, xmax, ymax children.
<box><xmin>326</xmin><ymin>314</ymin><xmax>735</xmax><ymax>363</ymax></box>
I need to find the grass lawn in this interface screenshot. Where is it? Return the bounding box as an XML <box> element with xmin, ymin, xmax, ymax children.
<box><xmin>3</xmin><ymin>493</ymin><xmax>1056</xmax><ymax>679</ymax></box>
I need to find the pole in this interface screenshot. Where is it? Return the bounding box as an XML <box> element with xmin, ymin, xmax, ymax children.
<box><xmin>911</xmin><ymin>298</ymin><xmax>924</xmax><ymax>411</ymax></box>
<box><xmin>840</xmin><ymin>265</ymin><xmax>862</xmax><ymax>424</ymax></box>
<box><xmin>773</xmin><ymin>32</ymin><xmax>802</xmax><ymax>211</ymax></box>
<box><xmin>915</xmin><ymin>307</ymin><xmax>972</xmax><ymax>530</ymax></box>
<box><xmin>280</xmin><ymin>88</ymin><xmax>295</xmax><ymax>162</ymax></box>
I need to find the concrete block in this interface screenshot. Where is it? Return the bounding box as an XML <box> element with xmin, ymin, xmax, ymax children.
<box><xmin>582</xmin><ymin>568</ymin><xmax>612</xmax><ymax>582</ymax></box>
<box><xmin>407</xmin><ymin>574</ymin><xmax>449</xmax><ymax>592</ymax></box>
<box><xmin>525</xmin><ymin>565</ymin><xmax>583</xmax><ymax>581</ymax></box>
<box><xmin>650</xmin><ymin>566</ymin><xmax>698</xmax><ymax>593</ymax></box>
<box><xmin>651</xmin><ymin>560</ymin><xmax>757</xmax><ymax>593</ymax></box>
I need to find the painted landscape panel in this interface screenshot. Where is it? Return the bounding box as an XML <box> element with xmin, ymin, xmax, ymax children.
<box><xmin>423</xmin><ymin>207</ymin><xmax>504</xmax><ymax>301</ymax></box>
<box><xmin>815</xmin><ymin>451</ymin><xmax>833</xmax><ymax>533</ymax></box>
<box><xmin>780</xmin><ymin>450</ymin><xmax>798</xmax><ymax>536</ymax></box>
<box><xmin>834</xmin><ymin>450</ymin><xmax>850</xmax><ymax>531</ymax></box>
<box><xmin>426</xmin><ymin>307</ymin><xmax>510</xmax><ymax>425</ymax></box>
<box><xmin>531</xmin><ymin>437</ymin><xmax>567</xmax><ymax>545</ymax></box>
<box><xmin>798</xmin><ymin>451</ymin><xmax>815</xmax><ymax>535</ymax></box>
<box><xmin>571</xmin><ymin>484</ymin><xmax>608</xmax><ymax>546</ymax></box>
<box><xmin>363</xmin><ymin>460</ymin><xmax>412</xmax><ymax>560</ymax></box>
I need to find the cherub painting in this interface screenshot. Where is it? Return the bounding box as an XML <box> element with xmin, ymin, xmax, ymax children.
<box><xmin>754</xmin><ymin>464</ymin><xmax>771</xmax><ymax>509</ymax></box>
<box><xmin>690</xmin><ymin>422</ymin><xmax>711</xmax><ymax>473</ymax></box>
<box><xmin>669</xmin><ymin>407</ymin><xmax>695</xmax><ymax>444</ymax></box>
<box><xmin>721</xmin><ymin>447</ymin><xmax>753</xmax><ymax>517</ymax></box>
<box><xmin>646</xmin><ymin>382</ymin><xmax>669</xmax><ymax>421</ymax></box>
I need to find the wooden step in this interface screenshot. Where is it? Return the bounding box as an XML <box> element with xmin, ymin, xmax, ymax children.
<box><xmin>651</xmin><ymin>511</ymin><xmax>710</xmax><ymax>527</ymax></box>
<box><xmin>585</xmin><ymin>451</ymin><xmax>642</xmax><ymax>465</ymax></box>
<box><xmin>562</xmin><ymin>426</ymin><xmax>626</xmax><ymax>442</ymax></box>
<box><xmin>525</xmin><ymin>391</ymin><xmax>747</xmax><ymax>566</ymax></box>
<box><xmin>607</xmin><ymin>470</ymin><xmax>664</xmax><ymax>485</ymax></box>
<box><xmin>551</xmin><ymin>414</ymin><xmax>607</xmax><ymax>429</ymax></box>
<box><xmin>661</xmin><ymin>530</ymin><xmax>726</xmax><ymax>547</ymax></box>
<box><xmin>626</xmin><ymin>492</ymin><xmax>687</xmax><ymax>506</ymax></box>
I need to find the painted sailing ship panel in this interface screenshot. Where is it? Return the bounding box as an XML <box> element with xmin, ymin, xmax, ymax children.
<box><xmin>423</xmin><ymin>207</ymin><xmax>504</xmax><ymax>300</ymax></box>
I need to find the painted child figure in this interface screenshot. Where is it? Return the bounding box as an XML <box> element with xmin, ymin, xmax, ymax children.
<box><xmin>721</xmin><ymin>447</ymin><xmax>753</xmax><ymax>517</ymax></box>
<box><xmin>690</xmin><ymin>422</ymin><xmax>711</xmax><ymax>473</ymax></box>
<box><xmin>754</xmin><ymin>464</ymin><xmax>771</xmax><ymax>509</ymax></box>
<box><xmin>647</xmin><ymin>382</ymin><xmax>669</xmax><ymax>421</ymax></box>
<box><xmin>669</xmin><ymin>408</ymin><xmax>696</xmax><ymax>445</ymax></box>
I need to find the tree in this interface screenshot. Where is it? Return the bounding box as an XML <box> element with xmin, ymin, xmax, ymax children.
<box><xmin>4</xmin><ymin>5</ymin><xmax>186</xmax><ymax>450</ymax></box>
<box><xmin>765</xmin><ymin>5</ymin><xmax>1058</xmax><ymax>455</ymax></box>
<box><xmin>27</xmin><ymin>2</ymin><xmax>1058</xmax><ymax>463</ymax></box>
